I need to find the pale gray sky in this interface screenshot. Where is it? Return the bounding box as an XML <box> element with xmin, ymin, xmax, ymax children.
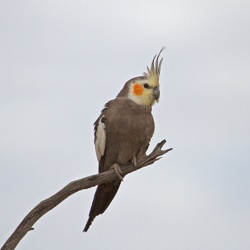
<box><xmin>1</xmin><ymin>1</ymin><xmax>250</xmax><ymax>249</ymax></box>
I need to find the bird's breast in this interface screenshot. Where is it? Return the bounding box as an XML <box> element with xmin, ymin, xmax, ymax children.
<box><xmin>102</xmin><ymin>101</ymin><xmax>154</xmax><ymax>170</ymax></box>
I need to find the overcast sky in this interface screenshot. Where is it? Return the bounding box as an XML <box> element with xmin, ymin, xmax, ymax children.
<box><xmin>1</xmin><ymin>1</ymin><xmax>250</xmax><ymax>249</ymax></box>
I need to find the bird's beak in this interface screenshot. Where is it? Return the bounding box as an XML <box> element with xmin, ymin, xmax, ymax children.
<box><xmin>153</xmin><ymin>87</ymin><xmax>160</xmax><ymax>100</ymax></box>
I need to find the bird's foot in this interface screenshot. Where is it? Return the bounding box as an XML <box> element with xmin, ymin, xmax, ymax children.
<box><xmin>132</xmin><ymin>156</ymin><xmax>137</xmax><ymax>167</ymax></box>
<box><xmin>111</xmin><ymin>163</ymin><xmax>124</xmax><ymax>181</ymax></box>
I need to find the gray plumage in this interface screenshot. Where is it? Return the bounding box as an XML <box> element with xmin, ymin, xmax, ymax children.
<box><xmin>83</xmin><ymin>48</ymin><xmax>164</xmax><ymax>232</ymax></box>
<box><xmin>83</xmin><ymin>95</ymin><xmax>154</xmax><ymax>232</ymax></box>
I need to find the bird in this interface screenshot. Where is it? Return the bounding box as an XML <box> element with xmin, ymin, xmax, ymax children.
<box><xmin>83</xmin><ymin>47</ymin><xmax>165</xmax><ymax>232</ymax></box>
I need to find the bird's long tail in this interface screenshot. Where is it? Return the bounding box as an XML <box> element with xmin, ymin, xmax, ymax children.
<box><xmin>83</xmin><ymin>181</ymin><xmax>121</xmax><ymax>232</ymax></box>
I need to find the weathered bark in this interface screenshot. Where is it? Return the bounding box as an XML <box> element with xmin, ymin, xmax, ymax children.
<box><xmin>1</xmin><ymin>140</ymin><xmax>172</xmax><ymax>250</ymax></box>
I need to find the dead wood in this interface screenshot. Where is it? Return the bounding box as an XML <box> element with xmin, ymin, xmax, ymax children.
<box><xmin>1</xmin><ymin>140</ymin><xmax>172</xmax><ymax>250</ymax></box>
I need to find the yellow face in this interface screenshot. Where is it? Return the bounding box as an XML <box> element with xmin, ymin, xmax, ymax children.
<box><xmin>128</xmin><ymin>80</ymin><xmax>160</xmax><ymax>106</ymax></box>
<box><xmin>126</xmin><ymin>48</ymin><xmax>164</xmax><ymax>106</ymax></box>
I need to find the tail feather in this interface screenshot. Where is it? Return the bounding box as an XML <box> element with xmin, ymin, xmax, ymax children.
<box><xmin>83</xmin><ymin>216</ymin><xmax>95</xmax><ymax>232</ymax></box>
<box><xmin>83</xmin><ymin>182</ymin><xmax>121</xmax><ymax>232</ymax></box>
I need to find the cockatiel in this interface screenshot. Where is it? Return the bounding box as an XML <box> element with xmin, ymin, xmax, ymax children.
<box><xmin>83</xmin><ymin>48</ymin><xmax>165</xmax><ymax>232</ymax></box>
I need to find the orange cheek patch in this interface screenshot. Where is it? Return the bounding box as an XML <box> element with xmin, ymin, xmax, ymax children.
<box><xmin>133</xmin><ymin>83</ymin><xmax>144</xmax><ymax>96</ymax></box>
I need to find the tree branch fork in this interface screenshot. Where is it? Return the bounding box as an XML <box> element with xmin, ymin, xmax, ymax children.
<box><xmin>1</xmin><ymin>140</ymin><xmax>172</xmax><ymax>250</ymax></box>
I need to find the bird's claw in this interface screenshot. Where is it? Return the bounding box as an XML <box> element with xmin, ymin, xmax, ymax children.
<box><xmin>111</xmin><ymin>163</ymin><xmax>124</xmax><ymax>181</ymax></box>
<box><xmin>132</xmin><ymin>155</ymin><xmax>137</xmax><ymax>167</ymax></box>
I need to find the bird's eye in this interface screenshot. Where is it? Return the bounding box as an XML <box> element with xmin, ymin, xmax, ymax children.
<box><xmin>143</xmin><ymin>83</ymin><xmax>149</xmax><ymax>89</ymax></box>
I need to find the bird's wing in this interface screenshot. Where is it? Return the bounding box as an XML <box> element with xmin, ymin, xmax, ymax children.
<box><xmin>84</xmin><ymin>99</ymin><xmax>154</xmax><ymax>232</ymax></box>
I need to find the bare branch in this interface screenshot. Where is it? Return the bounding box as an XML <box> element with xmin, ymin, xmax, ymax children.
<box><xmin>1</xmin><ymin>140</ymin><xmax>172</xmax><ymax>250</ymax></box>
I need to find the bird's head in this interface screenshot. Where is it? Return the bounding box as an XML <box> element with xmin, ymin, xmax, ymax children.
<box><xmin>117</xmin><ymin>47</ymin><xmax>165</xmax><ymax>106</ymax></box>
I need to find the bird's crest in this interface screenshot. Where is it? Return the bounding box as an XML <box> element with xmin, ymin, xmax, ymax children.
<box><xmin>143</xmin><ymin>47</ymin><xmax>165</xmax><ymax>86</ymax></box>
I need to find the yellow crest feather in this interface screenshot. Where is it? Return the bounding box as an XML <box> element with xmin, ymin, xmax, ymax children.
<box><xmin>143</xmin><ymin>47</ymin><xmax>165</xmax><ymax>86</ymax></box>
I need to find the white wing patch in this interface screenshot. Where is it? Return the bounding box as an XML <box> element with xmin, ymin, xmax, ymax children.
<box><xmin>94</xmin><ymin>116</ymin><xmax>106</xmax><ymax>161</ymax></box>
